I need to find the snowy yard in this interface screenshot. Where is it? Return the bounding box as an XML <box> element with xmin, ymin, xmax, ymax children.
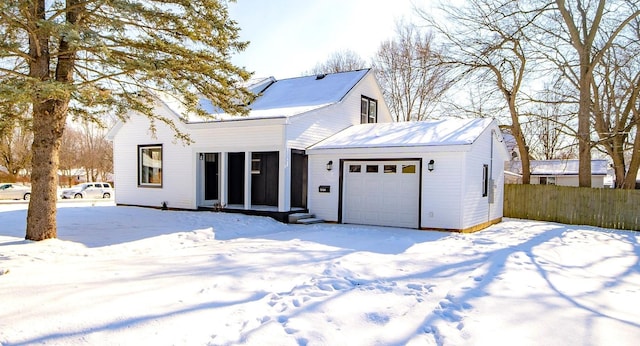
<box><xmin>1</xmin><ymin>203</ymin><xmax>639</xmax><ymax>345</ymax></box>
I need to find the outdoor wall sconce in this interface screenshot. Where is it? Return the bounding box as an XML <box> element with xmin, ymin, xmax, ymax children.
<box><xmin>428</xmin><ymin>159</ymin><xmax>435</xmax><ymax>172</ymax></box>
<box><xmin>326</xmin><ymin>160</ymin><xmax>333</xmax><ymax>171</ymax></box>
<box><xmin>199</xmin><ymin>153</ymin><xmax>204</xmax><ymax>160</ymax></box>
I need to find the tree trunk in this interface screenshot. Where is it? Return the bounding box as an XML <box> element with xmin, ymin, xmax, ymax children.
<box><xmin>622</xmin><ymin>122</ymin><xmax>640</xmax><ymax>189</ymax></box>
<box><xmin>577</xmin><ymin>61</ymin><xmax>593</xmax><ymax>187</ymax></box>
<box><xmin>26</xmin><ymin>102</ymin><xmax>67</xmax><ymax>240</ymax></box>
<box><xmin>25</xmin><ymin>0</ymin><xmax>78</xmax><ymax>240</ymax></box>
<box><xmin>509</xmin><ymin>111</ymin><xmax>530</xmax><ymax>184</ymax></box>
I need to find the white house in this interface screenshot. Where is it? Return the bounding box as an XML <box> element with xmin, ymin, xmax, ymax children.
<box><xmin>109</xmin><ymin>69</ymin><xmax>509</xmax><ymax>231</ymax></box>
<box><xmin>108</xmin><ymin>69</ymin><xmax>391</xmax><ymax>219</ymax></box>
<box><xmin>505</xmin><ymin>159</ymin><xmax>609</xmax><ymax>188</ymax></box>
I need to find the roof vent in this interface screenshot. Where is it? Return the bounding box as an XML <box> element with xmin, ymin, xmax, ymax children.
<box><xmin>315</xmin><ymin>74</ymin><xmax>326</xmax><ymax>80</ymax></box>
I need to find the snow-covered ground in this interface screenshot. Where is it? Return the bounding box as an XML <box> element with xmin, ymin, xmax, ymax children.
<box><xmin>1</xmin><ymin>203</ymin><xmax>639</xmax><ymax>345</ymax></box>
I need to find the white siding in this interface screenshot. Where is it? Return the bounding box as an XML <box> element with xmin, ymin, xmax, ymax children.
<box><xmin>189</xmin><ymin>123</ymin><xmax>284</xmax><ymax>152</ymax></box>
<box><xmin>112</xmin><ymin>104</ymin><xmax>196</xmax><ymax>209</ymax></box>
<box><xmin>460</xmin><ymin>124</ymin><xmax>507</xmax><ymax>229</ymax></box>
<box><xmin>358</xmin><ymin>73</ymin><xmax>393</xmax><ymax>123</ymax></box>
<box><xmin>287</xmin><ymin>103</ymin><xmax>356</xmax><ymax>150</ymax></box>
<box><xmin>287</xmin><ymin>72</ymin><xmax>393</xmax><ymax>150</ymax></box>
<box><xmin>113</xmin><ymin>107</ymin><xmax>287</xmax><ymax>209</ymax></box>
<box><xmin>308</xmin><ymin>149</ymin><xmax>467</xmax><ymax>230</ymax></box>
<box><xmin>420</xmin><ymin>151</ymin><xmax>465</xmax><ymax>230</ymax></box>
<box><xmin>307</xmin><ymin>153</ymin><xmax>341</xmax><ymax>221</ymax></box>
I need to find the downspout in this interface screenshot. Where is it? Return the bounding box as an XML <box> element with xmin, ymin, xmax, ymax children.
<box><xmin>488</xmin><ymin>129</ymin><xmax>495</xmax><ymax>223</ymax></box>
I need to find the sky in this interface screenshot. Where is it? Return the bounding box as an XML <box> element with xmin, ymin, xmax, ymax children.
<box><xmin>228</xmin><ymin>0</ymin><xmax>427</xmax><ymax>79</ymax></box>
<box><xmin>1</xmin><ymin>202</ymin><xmax>639</xmax><ymax>345</ymax></box>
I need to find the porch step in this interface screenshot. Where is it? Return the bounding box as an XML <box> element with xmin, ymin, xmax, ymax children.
<box><xmin>296</xmin><ymin>217</ymin><xmax>324</xmax><ymax>225</ymax></box>
<box><xmin>288</xmin><ymin>212</ymin><xmax>323</xmax><ymax>224</ymax></box>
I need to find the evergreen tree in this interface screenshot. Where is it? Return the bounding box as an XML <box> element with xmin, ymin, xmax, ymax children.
<box><xmin>0</xmin><ymin>0</ymin><xmax>253</xmax><ymax>240</ymax></box>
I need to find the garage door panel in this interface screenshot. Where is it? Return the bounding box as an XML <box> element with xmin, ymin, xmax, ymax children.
<box><xmin>343</xmin><ymin>160</ymin><xmax>420</xmax><ymax>228</ymax></box>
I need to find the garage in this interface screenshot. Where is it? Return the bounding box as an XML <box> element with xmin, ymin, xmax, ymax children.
<box><xmin>342</xmin><ymin>160</ymin><xmax>420</xmax><ymax>228</ymax></box>
<box><xmin>307</xmin><ymin>118</ymin><xmax>508</xmax><ymax>232</ymax></box>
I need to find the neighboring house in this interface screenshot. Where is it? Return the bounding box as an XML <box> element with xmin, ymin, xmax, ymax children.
<box><xmin>108</xmin><ymin>69</ymin><xmax>508</xmax><ymax>231</ymax></box>
<box><xmin>505</xmin><ymin>159</ymin><xmax>610</xmax><ymax>188</ymax></box>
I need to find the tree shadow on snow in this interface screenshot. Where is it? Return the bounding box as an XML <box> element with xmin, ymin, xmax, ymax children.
<box><xmin>2</xmin><ymin>291</ymin><xmax>270</xmax><ymax>346</ymax></box>
<box><xmin>234</xmin><ymin>220</ymin><xmax>640</xmax><ymax>345</ymax></box>
<box><xmin>0</xmin><ymin>206</ymin><xmax>220</xmax><ymax>248</ymax></box>
<box><xmin>394</xmin><ymin>222</ymin><xmax>640</xmax><ymax>345</ymax></box>
<box><xmin>0</xmin><ymin>205</ymin><xmax>448</xmax><ymax>253</ymax></box>
<box><xmin>255</xmin><ymin>222</ymin><xmax>450</xmax><ymax>255</ymax></box>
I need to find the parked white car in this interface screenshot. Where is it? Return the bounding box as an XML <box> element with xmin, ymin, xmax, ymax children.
<box><xmin>0</xmin><ymin>183</ymin><xmax>31</xmax><ymax>200</ymax></box>
<box><xmin>60</xmin><ymin>182</ymin><xmax>113</xmax><ymax>199</ymax></box>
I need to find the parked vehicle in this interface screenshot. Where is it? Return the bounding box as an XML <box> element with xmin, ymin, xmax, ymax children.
<box><xmin>60</xmin><ymin>182</ymin><xmax>113</xmax><ymax>199</ymax></box>
<box><xmin>0</xmin><ymin>183</ymin><xmax>31</xmax><ymax>200</ymax></box>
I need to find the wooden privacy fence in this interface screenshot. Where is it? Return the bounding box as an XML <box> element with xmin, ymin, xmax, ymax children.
<box><xmin>503</xmin><ymin>184</ymin><xmax>640</xmax><ymax>231</ymax></box>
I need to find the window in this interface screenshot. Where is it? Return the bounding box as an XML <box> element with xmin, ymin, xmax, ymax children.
<box><xmin>482</xmin><ymin>164</ymin><xmax>489</xmax><ymax>197</ymax></box>
<box><xmin>402</xmin><ymin>165</ymin><xmax>416</xmax><ymax>174</ymax></box>
<box><xmin>251</xmin><ymin>157</ymin><xmax>261</xmax><ymax>174</ymax></box>
<box><xmin>361</xmin><ymin>96</ymin><xmax>378</xmax><ymax>124</ymax></box>
<box><xmin>349</xmin><ymin>165</ymin><xmax>361</xmax><ymax>173</ymax></box>
<box><xmin>139</xmin><ymin>145</ymin><xmax>163</xmax><ymax>187</ymax></box>
<box><xmin>539</xmin><ymin>177</ymin><xmax>556</xmax><ymax>185</ymax></box>
<box><xmin>384</xmin><ymin>165</ymin><xmax>397</xmax><ymax>173</ymax></box>
<box><xmin>366</xmin><ymin>165</ymin><xmax>379</xmax><ymax>173</ymax></box>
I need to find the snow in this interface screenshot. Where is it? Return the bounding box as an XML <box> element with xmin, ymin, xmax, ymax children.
<box><xmin>309</xmin><ymin>118</ymin><xmax>496</xmax><ymax>150</ymax></box>
<box><xmin>1</xmin><ymin>202</ymin><xmax>639</xmax><ymax>345</ymax></box>
<box><xmin>192</xmin><ymin>70</ymin><xmax>369</xmax><ymax>122</ymax></box>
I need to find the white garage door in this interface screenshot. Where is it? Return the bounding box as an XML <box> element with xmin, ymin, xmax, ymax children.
<box><xmin>343</xmin><ymin>160</ymin><xmax>420</xmax><ymax>228</ymax></box>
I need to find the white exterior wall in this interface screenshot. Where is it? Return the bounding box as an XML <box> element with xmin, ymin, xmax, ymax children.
<box><xmin>112</xmin><ymin>103</ymin><xmax>196</xmax><ymax>209</ymax></box>
<box><xmin>287</xmin><ymin>104</ymin><xmax>355</xmax><ymax>150</ymax></box>
<box><xmin>112</xmin><ymin>104</ymin><xmax>288</xmax><ymax>210</ymax></box>
<box><xmin>460</xmin><ymin>125</ymin><xmax>507</xmax><ymax>229</ymax></box>
<box><xmin>420</xmin><ymin>151</ymin><xmax>466</xmax><ymax>229</ymax></box>
<box><xmin>358</xmin><ymin>72</ymin><xmax>393</xmax><ymax>123</ymax></box>
<box><xmin>287</xmin><ymin>72</ymin><xmax>393</xmax><ymax>150</ymax></box>
<box><xmin>307</xmin><ymin>148</ymin><xmax>468</xmax><ymax>229</ymax></box>
<box><xmin>307</xmin><ymin>153</ymin><xmax>341</xmax><ymax>221</ymax></box>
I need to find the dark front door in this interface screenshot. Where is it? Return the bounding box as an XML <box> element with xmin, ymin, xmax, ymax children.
<box><xmin>251</xmin><ymin>152</ymin><xmax>279</xmax><ymax>206</ymax></box>
<box><xmin>228</xmin><ymin>152</ymin><xmax>245</xmax><ymax>205</ymax></box>
<box><xmin>291</xmin><ymin>150</ymin><xmax>307</xmax><ymax>208</ymax></box>
<box><xmin>204</xmin><ymin>153</ymin><xmax>219</xmax><ymax>201</ymax></box>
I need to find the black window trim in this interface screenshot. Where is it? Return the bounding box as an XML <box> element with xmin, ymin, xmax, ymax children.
<box><xmin>138</xmin><ymin>144</ymin><xmax>163</xmax><ymax>188</ymax></box>
<box><xmin>360</xmin><ymin>95</ymin><xmax>378</xmax><ymax>124</ymax></box>
<box><xmin>482</xmin><ymin>164</ymin><xmax>489</xmax><ymax>197</ymax></box>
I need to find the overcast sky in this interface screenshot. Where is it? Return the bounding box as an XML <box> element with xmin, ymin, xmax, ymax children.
<box><xmin>228</xmin><ymin>0</ymin><xmax>427</xmax><ymax>79</ymax></box>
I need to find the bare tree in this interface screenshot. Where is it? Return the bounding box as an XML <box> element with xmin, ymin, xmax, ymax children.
<box><xmin>591</xmin><ymin>39</ymin><xmax>640</xmax><ymax>188</ymax></box>
<box><xmin>418</xmin><ymin>0</ymin><xmax>547</xmax><ymax>184</ymax></box>
<box><xmin>546</xmin><ymin>0</ymin><xmax>640</xmax><ymax>186</ymax></box>
<box><xmin>0</xmin><ymin>104</ymin><xmax>32</xmax><ymax>183</ymax></box>
<box><xmin>372</xmin><ymin>21</ymin><xmax>452</xmax><ymax>122</ymax></box>
<box><xmin>523</xmin><ymin>100</ymin><xmax>577</xmax><ymax>160</ymax></box>
<box><xmin>78</xmin><ymin>121</ymin><xmax>113</xmax><ymax>182</ymax></box>
<box><xmin>59</xmin><ymin>127</ymin><xmax>83</xmax><ymax>187</ymax></box>
<box><xmin>307</xmin><ymin>50</ymin><xmax>367</xmax><ymax>75</ymax></box>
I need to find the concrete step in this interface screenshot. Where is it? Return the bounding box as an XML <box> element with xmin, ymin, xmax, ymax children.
<box><xmin>288</xmin><ymin>212</ymin><xmax>314</xmax><ymax>223</ymax></box>
<box><xmin>296</xmin><ymin>217</ymin><xmax>324</xmax><ymax>225</ymax></box>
